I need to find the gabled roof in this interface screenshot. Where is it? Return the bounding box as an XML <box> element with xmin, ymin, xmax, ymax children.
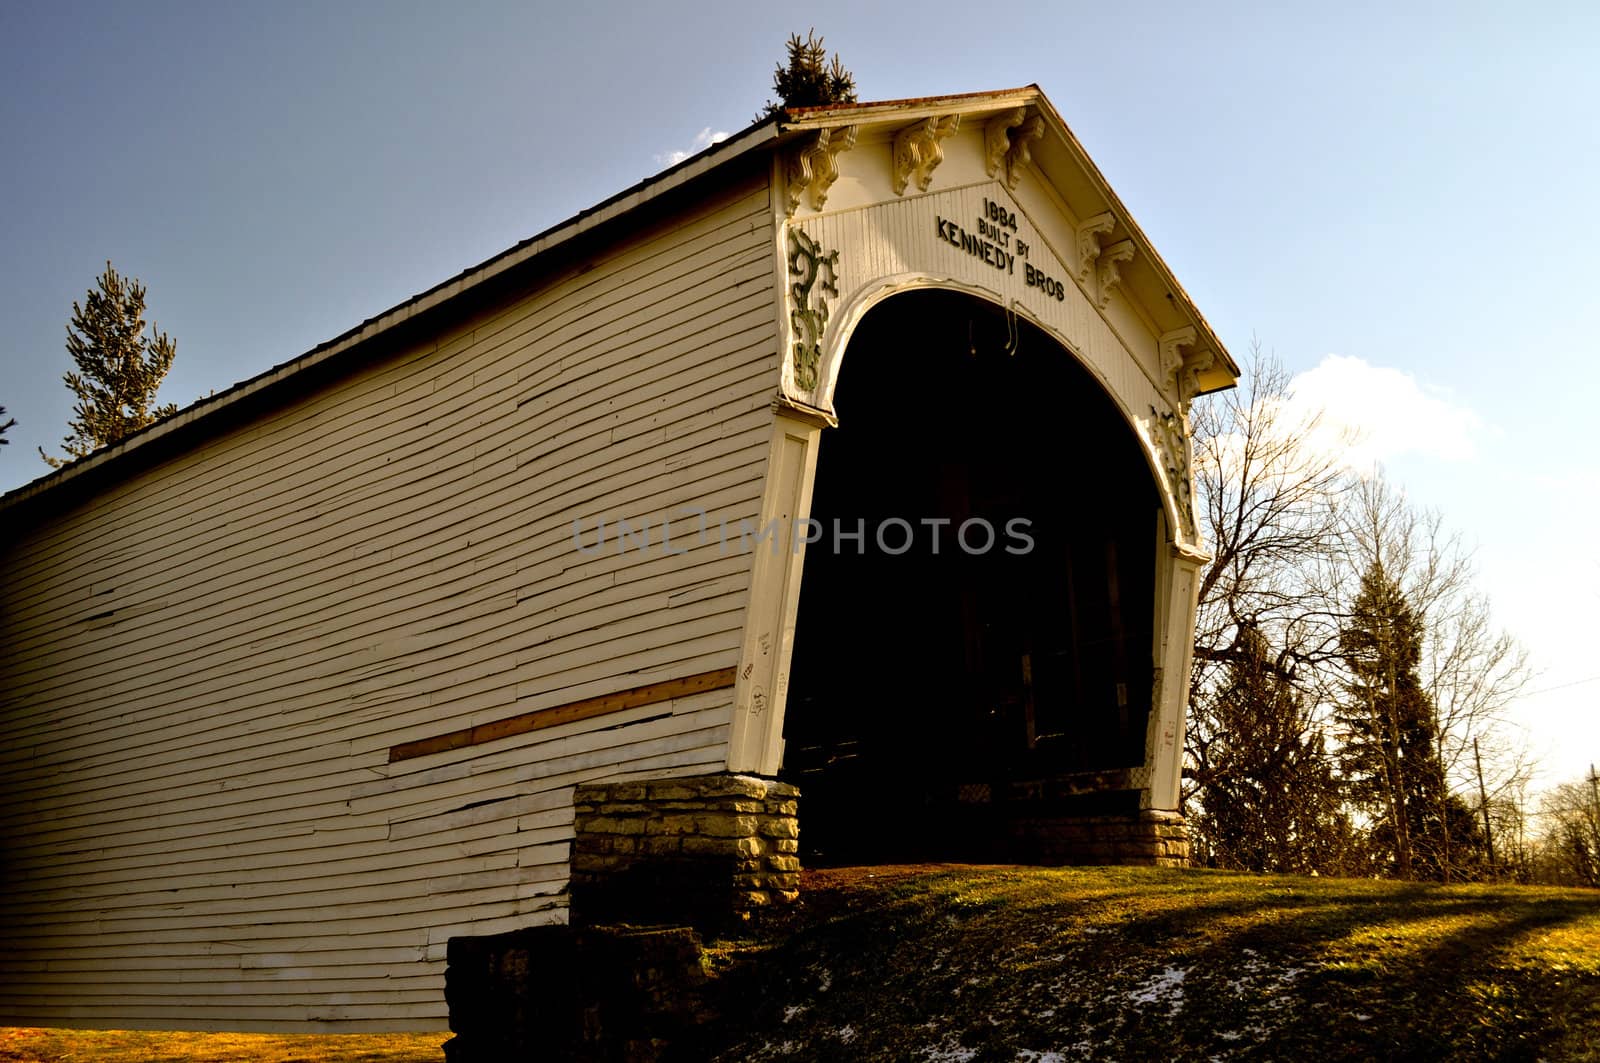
<box><xmin>778</xmin><ymin>85</ymin><xmax>1237</xmax><ymax>393</ymax></box>
<box><xmin>2</xmin><ymin>85</ymin><xmax>1236</xmax><ymax>517</ymax></box>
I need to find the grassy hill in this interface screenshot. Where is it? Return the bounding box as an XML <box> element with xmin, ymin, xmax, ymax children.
<box><xmin>706</xmin><ymin>865</ymin><xmax>1600</xmax><ymax>1061</ymax></box>
<box><xmin>5</xmin><ymin>865</ymin><xmax>1599</xmax><ymax>1061</ymax></box>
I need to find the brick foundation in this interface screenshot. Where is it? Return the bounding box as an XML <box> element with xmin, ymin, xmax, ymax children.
<box><xmin>570</xmin><ymin>773</ymin><xmax>800</xmax><ymax>932</ymax></box>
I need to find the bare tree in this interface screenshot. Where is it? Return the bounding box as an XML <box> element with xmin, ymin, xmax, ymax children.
<box><xmin>1189</xmin><ymin>347</ymin><xmax>1353</xmax><ymax>699</ymax></box>
<box><xmin>1184</xmin><ymin>346</ymin><xmax>1357</xmax><ymax>870</ymax></box>
<box><xmin>1531</xmin><ymin>770</ymin><xmax>1600</xmax><ymax>887</ymax></box>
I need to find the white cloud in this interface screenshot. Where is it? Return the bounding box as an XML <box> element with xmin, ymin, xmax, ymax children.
<box><xmin>655</xmin><ymin>126</ymin><xmax>731</xmax><ymax>168</ymax></box>
<box><xmin>1282</xmin><ymin>355</ymin><xmax>1484</xmax><ymax>469</ymax></box>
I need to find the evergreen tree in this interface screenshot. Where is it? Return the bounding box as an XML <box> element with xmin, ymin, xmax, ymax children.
<box><xmin>1335</xmin><ymin>562</ymin><xmax>1487</xmax><ymax>879</ymax></box>
<box><xmin>40</xmin><ymin>262</ymin><xmax>178</xmax><ymax>468</ymax></box>
<box><xmin>1188</xmin><ymin>623</ymin><xmax>1353</xmax><ymax>874</ymax></box>
<box><xmin>763</xmin><ymin>30</ymin><xmax>857</xmax><ymax>116</ymax></box>
<box><xmin>0</xmin><ymin>406</ymin><xmax>14</xmax><ymax>447</ymax></box>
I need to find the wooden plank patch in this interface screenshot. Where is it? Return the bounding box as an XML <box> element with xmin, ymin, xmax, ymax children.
<box><xmin>388</xmin><ymin>667</ymin><xmax>737</xmax><ymax>763</ymax></box>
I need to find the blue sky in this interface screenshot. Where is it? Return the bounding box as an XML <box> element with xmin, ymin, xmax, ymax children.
<box><xmin>2</xmin><ymin>1</ymin><xmax>1595</xmax><ymax>791</ymax></box>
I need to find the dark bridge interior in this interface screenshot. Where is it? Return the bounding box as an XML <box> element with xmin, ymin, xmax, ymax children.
<box><xmin>781</xmin><ymin>289</ymin><xmax>1162</xmax><ymax>865</ymax></box>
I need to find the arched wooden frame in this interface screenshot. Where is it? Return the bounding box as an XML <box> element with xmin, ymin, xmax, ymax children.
<box><xmin>733</xmin><ymin>277</ymin><xmax>1205</xmax><ymax>813</ymax></box>
<box><xmin>801</xmin><ymin>272</ymin><xmax>1195</xmax><ymax>553</ymax></box>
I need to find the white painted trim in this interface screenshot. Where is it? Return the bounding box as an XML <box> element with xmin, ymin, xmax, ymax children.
<box><xmin>726</xmin><ymin>412</ymin><xmax>821</xmax><ymax>775</ymax></box>
<box><xmin>1147</xmin><ymin>546</ymin><xmax>1205</xmax><ymax>811</ymax></box>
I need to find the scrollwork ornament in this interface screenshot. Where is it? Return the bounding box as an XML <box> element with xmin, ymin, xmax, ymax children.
<box><xmin>1150</xmin><ymin>405</ymin><xmax>1198</xmax><ymax>541</ymax></box>
<box><xmin>787</xmin><ymin>228</ymin><xmax>840</xmax><ymax>392</ymax></box>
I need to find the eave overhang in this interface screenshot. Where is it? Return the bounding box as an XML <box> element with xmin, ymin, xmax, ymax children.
<box><xmin>776</xmin><ymin>86</ymin><xmax>1239</xmax><ymax>398</ymax></box>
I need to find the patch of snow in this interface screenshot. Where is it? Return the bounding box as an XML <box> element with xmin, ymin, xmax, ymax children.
<box><xmin>836</xmin><ymin>1025</ymin><xmax>856</xmax><ymax>1043</ymax></box>
<box><xmin>1125</xmin><ymin>965</ymin><xmax>1188</xmax><ymax>1017</ymax></box>
<box><xmin>816</xmin><ymin>967</ymin><xmax>832</xmax><ymax>992</ymax></box>
<box><xmin>1225</xmin><ymin>955</ymin><xmax>1305</xmax><ymax>997</ymax></box>
<box><xmin>920</xmin><ymin>1042</ymin><xmax>979</xmax><ymax>1062</ymax></box>
<box><xmin>782</xmin><ymin>1004</ymin><xmax>807</xmax><ymax>1023</ymax></box>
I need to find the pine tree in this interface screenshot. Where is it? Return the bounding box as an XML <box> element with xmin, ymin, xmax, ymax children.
<box><xmin>1188</xmin><ymin>623</ymin><xmax>1352</xmax><ymax>874</ymax></box>
<box><xmin>763</xmin><ymin>30</ymin><xmax>857</xmax><ymax>117</ymax></box>
<box><xmin>40</xmin><ymin>262</ymin><xmax>178</xmax><ymax>468</ymax></box>
<box><xmin>1334</xmin><ymin>562</ymin><xmax>1486</xmax><ymax>879</ymax></box>
<box><xmin>0</xmin><ymin>406</ymin><xmax>15</xmax><ymax>447</ymax></box>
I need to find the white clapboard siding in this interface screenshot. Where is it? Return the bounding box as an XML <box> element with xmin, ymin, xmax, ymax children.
<box><xmin>0</xmin><ymin>171</ymin><xmax>779</xmax><ymax>1031</ymax></box>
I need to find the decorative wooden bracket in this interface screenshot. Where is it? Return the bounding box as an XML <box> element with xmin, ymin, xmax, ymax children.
<box><xmin>1095</xmin><ymin>239</ymin><xmax>1136</xmax><ymax>308</ymax></box>
<box><xmin>982</xmin><ymin>106</ymin><xmax>1045</xmax><ymax>189</ymax></box>
<box><xmin>786</xmin><ymin>125</ymin><xmax>858</xmax><ymax>214</ymax></box>
<box><xmin>1159</xmin><ymin>326</ymin><xmax>1216</xmax><ymax>403</ymax></box>
<box><xmin>891</xmin><ymin>114</ymin><xmax>961</xmax><ymax>196</ymax></box>
<box><xmin>1075</xmin><ymin>212</ymin><xmax>1116</xmax><ymax>281</ymax></box>
<box><xmin>1159</xmin><ymin>327</ymin><xmax>1197</xmax><ymax>393</ymax></box>
<box><xmin>1180</xmin><ymin>348</ymin><xmax>1215</xmax><ymax>403</ymax></box>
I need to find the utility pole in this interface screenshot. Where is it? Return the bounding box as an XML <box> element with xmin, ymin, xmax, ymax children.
<box><xmin>1589</xmin><ymin>764</ymin><xmax>1600</xmax><ymax>874</ymax></box>
<box><xmin>1589</xmin><ymin>763</ymin><xmax>1600</xmax><ymax>836</ymax></box>
<box><xmin>1474</xmin><ymin>737</ymin><xmax>1495</xmax><ymax>870</ymax></box>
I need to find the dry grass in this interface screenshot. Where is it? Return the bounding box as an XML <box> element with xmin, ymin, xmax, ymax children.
<box><xmin>0</xmin><ymin>1027</ymin><xmax>445</xmax><ymax>1062</ymax></box>
<box><xmin>709</xmin><ymin>865</ymin><xmax>1600</xmax><ymax>1061</ymax></box>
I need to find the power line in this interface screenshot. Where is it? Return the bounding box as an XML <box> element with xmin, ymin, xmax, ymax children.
<box><xmin>1517</xmin><ymin>674</ymin><xmax>1600</xmax><ymax>699</ymax></box>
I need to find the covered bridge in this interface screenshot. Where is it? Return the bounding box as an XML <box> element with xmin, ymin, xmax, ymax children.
<box><xmin>0</xmin><ymin>86</ymin><xmax>1237</xmax><ymax>1031</ymax></box>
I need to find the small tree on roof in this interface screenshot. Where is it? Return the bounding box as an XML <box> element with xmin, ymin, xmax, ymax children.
<box><xmin>764</xmin><ymin>30</ymin><xmax>857</xmax><ymax>117</ymax></box>
<box><xmin>40</xmin><ymin>262</ymin><xmax>178</xmax><ymax>468</ymax></box>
